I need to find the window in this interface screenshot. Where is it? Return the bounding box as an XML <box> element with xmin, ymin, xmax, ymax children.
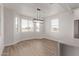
<box><xmin>15</xmin><ymin>17</ymin><xmax>20</xmax><ymax>32</ymax></box>
<box><xmin>28</xmin><ymin>20</ymin><xmax>34</xmax><ymax>32</ymax></box>
<box><xmin>51</xmin><ymin>19</ymin><xmax>59</xmax><ymax>32</ymax></box>
<box><xmin>21</xmin><ymin>19</ymin><xmax>33</xmax><ymax>32</ymax></box>
<box><xmin>15</xmin><ymin>16</ymin><xmax>41</xmax><ymax>33</ymax></box>
<box><xmin>35</xmin><ymin>22</ymin><xmax>40</xmax><ymax>32</ymax></box>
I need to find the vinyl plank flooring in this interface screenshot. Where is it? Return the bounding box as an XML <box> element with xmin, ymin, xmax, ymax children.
<box><xmin>2</xmin><ymin>39</ymin><xmax>58</xmax><ymax>56</ymax></box>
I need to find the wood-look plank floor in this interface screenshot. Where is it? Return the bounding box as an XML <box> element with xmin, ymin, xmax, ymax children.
<box><xmin>2</xmin><ymin>39</ymin><xmax>58</xmax><ymax>56</ymax></box>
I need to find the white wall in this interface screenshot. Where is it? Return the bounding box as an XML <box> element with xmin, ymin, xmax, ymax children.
<box><xmin>0</xmin><ymin>4</ymin><xmax>4</xmax><ymax>55</ymax></box>
<box><xmin>60</xmin><ymin>8</ymin><xmax>79</xmax><ymax>56</ymax></box>
<box><xmin>4</xmin><ymin>7</ymin><xmax>15</xmax><ymax>46</ymax></box>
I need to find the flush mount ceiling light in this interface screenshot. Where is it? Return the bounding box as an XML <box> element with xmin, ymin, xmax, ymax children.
<box><xmin>33</xmin><ymin>8</ymin><xmax>44</xmax><ymax>24</ymax></box>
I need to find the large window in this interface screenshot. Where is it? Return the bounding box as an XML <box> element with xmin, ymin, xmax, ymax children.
<box><xmin>15</xmin><ymin>17</ymin><xmax>41</xmax><ymax>32</ymax></box>
<box><xmin>15</xmin><ymin>17</ymin><xmax>20</xmax><ymax>32</ymax></box>
<box><xmin>21</xmin><ymin>19</ymin><xmax>33</xmax><ymax>32</ymax></box>
<box><xmin>51</xmin><ymin>19</ymin><xmax>59</xmax><ymax>32</ymax></box>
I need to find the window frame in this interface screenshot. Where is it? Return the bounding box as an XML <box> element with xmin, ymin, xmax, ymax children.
<box><xmin>15</xmin><ymin>17</ymin><xmax>21</xmax><ymax>32</ymax></box>
<box><xmin>21</xmin><ymin>18</ymin><xmax>34</xmax><ymax>32</ymax></box>
<box><xmin>51</xmin><ymin>19</ymin><xmax>59</xmax><ymax>32</ymax></box>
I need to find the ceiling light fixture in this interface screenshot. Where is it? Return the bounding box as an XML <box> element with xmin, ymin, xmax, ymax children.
<box><xmin>33</xmin><ymin>8</ymin><xmax>44</xmax><ymax>24</ymax></box>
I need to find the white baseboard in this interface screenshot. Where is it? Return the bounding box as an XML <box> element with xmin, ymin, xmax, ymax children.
<box><xmin>4</xmin><ymin>37</ymin><xmax>45</xmax><ymax>47</ymax></box>
<box><xmin>4</xmin><ymin>35</ymin><xmax>58</xmax><ymax>46</ymax></box>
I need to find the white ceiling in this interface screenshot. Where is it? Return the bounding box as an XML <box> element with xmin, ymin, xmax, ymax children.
<box><xmin>3</xmin><ymin>3</ymin><xmax>79</xmax><ymax>18</ymax></box>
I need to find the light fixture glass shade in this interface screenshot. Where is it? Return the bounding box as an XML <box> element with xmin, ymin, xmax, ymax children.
<box><xmin>33</xmin><ymin>18</ymin><xmax>44</xmax><ymax>24</ymax></box>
